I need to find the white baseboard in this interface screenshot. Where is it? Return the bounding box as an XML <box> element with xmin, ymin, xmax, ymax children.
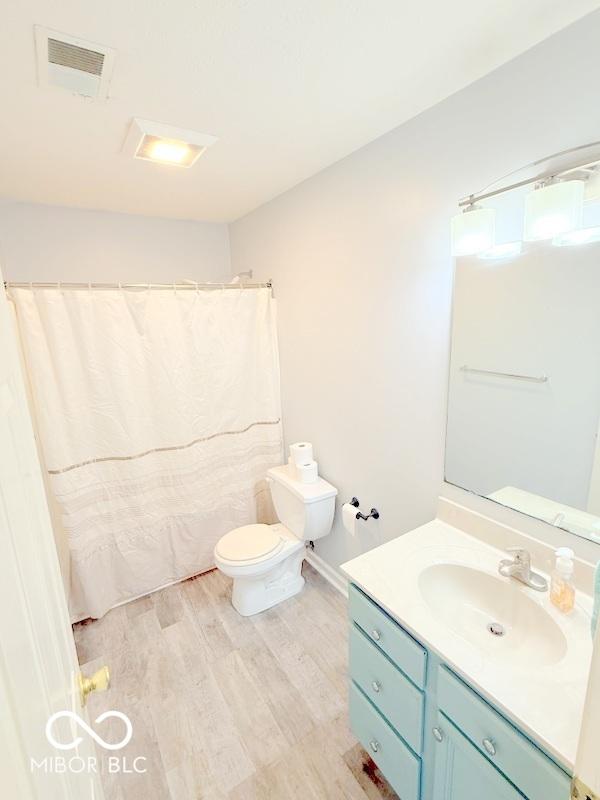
<box><xmin>305</xmin><ymin>550</ymin><xmax>348</xmax><ymax>597</ymax></box>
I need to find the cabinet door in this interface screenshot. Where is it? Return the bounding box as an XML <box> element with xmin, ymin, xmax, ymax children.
<box><xmin>432</xmin><ymin>716</ymin><xmax>522</xmax><ymax>800</ymax></box>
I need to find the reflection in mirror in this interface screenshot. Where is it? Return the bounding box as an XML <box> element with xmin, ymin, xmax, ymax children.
<box><xmin>445</xmin><ymin>239</ymin><xmax>600</xmax><ymax>544</ymax></box>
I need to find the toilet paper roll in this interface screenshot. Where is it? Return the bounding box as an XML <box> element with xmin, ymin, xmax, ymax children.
<box><xmin>290</xmin><ymin>442</ymin><xmax>313</xmax><ymax>466</ymax></box>
<box><xmin>296</xmin><ymin>460</ymin><xmax>319</xmax><ymax>484</ymax></box>
<box><xmin>342</xmin><ymin>502</ymin><xmax>358</xmax><ymax>537</ymax></box>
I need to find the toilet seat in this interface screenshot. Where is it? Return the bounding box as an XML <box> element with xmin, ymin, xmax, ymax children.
<box><xmin>215</xmin><ymin>524</ymin><xmax>284</xmax><ymax>563</ymax></box>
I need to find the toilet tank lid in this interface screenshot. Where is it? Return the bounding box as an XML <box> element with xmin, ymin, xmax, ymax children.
<box><xmin>267</xmin><ymin>465</ymin><xmax>337</xmax><ymax>504</ymax></box>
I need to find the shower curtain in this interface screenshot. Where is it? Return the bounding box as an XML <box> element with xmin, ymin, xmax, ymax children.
<box><xmin>11</xmin><ymin>286</ymin><xmax>283</xmax><ymax>620</ymax></box>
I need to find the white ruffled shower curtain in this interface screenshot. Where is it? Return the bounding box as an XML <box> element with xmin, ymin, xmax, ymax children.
<box><xmin>11</xmin><ymin>286</ymin><xmax>283</xmax><ymax>620</ymax></box>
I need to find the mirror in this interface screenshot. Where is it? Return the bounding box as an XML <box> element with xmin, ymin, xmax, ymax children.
<box><xmin>445</xmin><ymin>239</ymin><xmax>600</xmax><ymax>544</ymax></box>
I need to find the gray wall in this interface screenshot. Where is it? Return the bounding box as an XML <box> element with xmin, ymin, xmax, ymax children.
<box><xmin>229</xmin><ymin>12</ymin><xmax>600</xmax><ymax>574</ymax></box>
<box><xmin>0</xmin><ymin>201</ymin><xmax>231</xmax><ymax>283</ymax></box>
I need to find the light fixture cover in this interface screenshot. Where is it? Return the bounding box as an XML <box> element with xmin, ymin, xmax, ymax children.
<box><xmin>523</xmin><ymin>180</ymin><xmax>584</xmax><ymax>241</ymax></box>
<box><xmin>451</xmin><ymin>207</ymin><xmax>495</xmax><ymax>257</ymax></box>
<box><xmin>136</xmin><ymin>136</ymin><xmax>200</xmax><ymax>166</ymax></box>
<box><xmin>123</xmin><ymin>118</ymin><xmax>218</xmax><ymax>168</ymax></box>
<box><xmin>585</xmin><ymin>169</ymin><xmax>600</xmax><ymax>202</ymax></box>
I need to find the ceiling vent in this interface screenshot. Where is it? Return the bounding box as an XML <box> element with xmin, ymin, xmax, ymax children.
<box><xmin>34</xmin><ymin>26</ymin><xmax>116</xmax><ymax>99</ymax></box>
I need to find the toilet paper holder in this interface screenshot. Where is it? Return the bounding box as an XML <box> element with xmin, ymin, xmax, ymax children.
<box><xmin>348</xmin><ymin>497</ymin><xmax>380</xmax><ymax>521</ymax></box>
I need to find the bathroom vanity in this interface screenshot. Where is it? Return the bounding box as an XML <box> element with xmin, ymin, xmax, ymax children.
<box><xmin>341</xmin><ymin>516</ymin><xmax>593</xmax><ymax>800</ymax></box>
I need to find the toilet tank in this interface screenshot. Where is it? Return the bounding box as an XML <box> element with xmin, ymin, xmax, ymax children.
<box><xmin>266</xmin><ymin>465</ymin><xmax>337</xmax><ymax>541</ymax></box>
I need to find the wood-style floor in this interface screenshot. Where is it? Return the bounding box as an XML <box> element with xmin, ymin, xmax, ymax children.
<box><xmin>74</xmin><ymin>563</ymin><xmax>399</xmax><ymax>800</ymax></box>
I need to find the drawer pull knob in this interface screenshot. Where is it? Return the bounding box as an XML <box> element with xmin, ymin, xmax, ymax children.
<box><xmin>371</xmin><ymin>629</ymin><xmax>381</xmax><ymax>641</ymax></box>
<box><xmin>432</xmin><ymin>727</ymin><xmax>444</xmax><ymax>743</ymax></box>
<box><xmin>482</xmin><ymin>738</ymin><xmax>497</xmax><ymax>757</ymax></box>
<box><xmin>371</xmin><ymin>680</ymin><xmax>381</xmax><ymax>693</ymax></box>
<box><xmin>369</xmin><ymin>739</ymin><xmax>380</xmax><ymax>754</ymax></box>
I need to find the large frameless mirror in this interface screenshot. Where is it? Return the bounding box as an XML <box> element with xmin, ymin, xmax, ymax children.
<box><xmin>446</xmin><ymin>236</ymin><xmax>600</xmax><ymax>545</ymax></box>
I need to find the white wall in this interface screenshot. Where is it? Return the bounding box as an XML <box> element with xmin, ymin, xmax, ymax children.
<box><xmin>0</xmin><ymin>201</ymin><xmax>231</xmax><ymax>283</ymax></box>
<box><xmin>229</xmin><ymin>11</ymin><xmax>600</xmax><ymax>574</ymax></box>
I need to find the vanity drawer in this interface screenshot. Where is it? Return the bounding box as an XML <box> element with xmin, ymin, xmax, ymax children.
<box><xmin>350</xmin><ymin>625</ymin><xmax>424</xmax><ymax>753</ymax></box>
<box><xmin>350</xmin><ymin>681</ymin><xmax>421</xmax><ymax>800</ymax></box>
<box><xmin>349</xmin><ymin>584</ymin><xmax>427</xmax><ymax>689</ymax></box>
<box><xmin>437</xmin><ymin>667</ymin><xmax>571</xmax><ymax>800</ymax></box>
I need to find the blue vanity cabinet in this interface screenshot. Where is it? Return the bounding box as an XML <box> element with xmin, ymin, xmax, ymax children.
<box><xmin>348</xmin><ymin>580</ymin><xmax>427</xmax><ymax>688</ymax></box>
<box><xmin>349</xmin><ymin>624</ymin><xmax>424</xmax><ymax>754</ymax></box>
<box><xmin>348</xmin><ymin>584</ymin><xmax>572</xmax><ymax>800</ymax></box>
<box><xmin>431</xmin><ymin>714</ymin><xmax>523</xmax><ymax>800</ymax></box>
<box><xmin>435</xmin><ymin>666</ymin><xmax>571</xmax><ymax>800</ymax></box>
<box><xmin>350</xmin><ymin>682</ymin><xmax>421</xmax><ymax>800</ymax></box>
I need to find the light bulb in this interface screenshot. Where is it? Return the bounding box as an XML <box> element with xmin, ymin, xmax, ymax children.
<box><xmin>147</xmin><ymin>140</ymin><xmax>190</xmax><ymax>164</ymax></box>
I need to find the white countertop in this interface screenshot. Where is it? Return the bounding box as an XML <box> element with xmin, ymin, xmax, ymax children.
<box><xmin>341</xmin><ymin>519</ymin><xmax>593</xmax><ymax>770</ymax></box>
<box><xmin>488</xmin><ymin>486</ymin><xmax>600</xmax><ymax>543</ymax></box>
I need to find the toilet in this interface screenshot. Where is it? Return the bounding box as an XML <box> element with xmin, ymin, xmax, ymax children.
<box><xmin>214</xmin><ymin>463</ymin><xmax>337</xmax><ymax>616</ymax></box>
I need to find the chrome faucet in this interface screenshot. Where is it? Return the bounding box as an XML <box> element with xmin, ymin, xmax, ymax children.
<box><xmin>498</xmin><ymin>547</ymin><xmax>548</xmax><ymax>592</ymax></box>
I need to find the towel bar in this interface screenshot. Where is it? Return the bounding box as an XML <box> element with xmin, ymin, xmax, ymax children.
<box><xmin>460</xmin><ymin>365</ymin><xmax>548</xmax><ymax>383</ymax></box>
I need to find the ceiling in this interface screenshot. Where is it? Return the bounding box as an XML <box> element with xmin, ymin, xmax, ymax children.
<box><xmin>1</xmin><ymin>1</ymin><xmax>598</xmax><ymax>223</ymax></box>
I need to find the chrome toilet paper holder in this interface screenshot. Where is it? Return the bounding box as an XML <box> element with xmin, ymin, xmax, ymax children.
<box><xmin>348</xmin><ymin>497</ymin><xmax>380</xmax><ymax>521</ymax></box>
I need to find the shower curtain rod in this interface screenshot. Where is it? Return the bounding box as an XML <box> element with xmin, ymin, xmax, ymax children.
<box><xmin>4</xmin><ymin>280</ymin><xmax>272</xmax><ymax>291</ymax></box>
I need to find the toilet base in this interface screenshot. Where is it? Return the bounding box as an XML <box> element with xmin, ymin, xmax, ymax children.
<box><xmin>230</xmin><ymin>549</ymin><xmax>306</xmax><ymax>616</ymax></box>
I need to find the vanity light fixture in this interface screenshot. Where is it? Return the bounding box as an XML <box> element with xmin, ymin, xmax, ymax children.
<box><xmin>479</xmin><ymin>241</ymin><xmax>522</xmax><ymax>260</ymax></box>
<box><xmin>552</xmin><ymin>226</ymin><xmax>600</xmax><ymax>246</ymax></box>
<box><xmin>452</xmin><ymin>142</ymin><xmax>600</xmax><ymax>257</ymax></box>
<box><xmin>450</xmin><ymin>205</ymin><xmax>495</xmax><ymax>257</ymax></box>
<box><xmin>523</xmin><ymin>179</ymin><xmax>584</xmax><ymax>241</ymax></box>
<box><xmin>123</xmin><ymin>118</ymin><xmax>218</xmax><ymax>168</ymax></box>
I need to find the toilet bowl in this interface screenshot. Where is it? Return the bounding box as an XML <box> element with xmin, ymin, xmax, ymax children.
<box><xmin>214</xmin><ymin>463</ymin><xmax>337</xmax><ymax>616</ymax></box>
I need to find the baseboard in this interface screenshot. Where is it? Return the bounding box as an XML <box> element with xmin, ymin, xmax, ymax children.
<box><xmin>305</xmin><ymin>550</ymin><xmax>348</xmax><ymax>597</ymax></box>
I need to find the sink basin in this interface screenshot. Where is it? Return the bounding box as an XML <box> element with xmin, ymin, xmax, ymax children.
<box><xmin>418</xmin><ymin>563</ymin><xmax>567</xmax><ymax>667</ymax></box>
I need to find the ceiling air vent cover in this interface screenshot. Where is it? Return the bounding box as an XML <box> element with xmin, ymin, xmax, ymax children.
<box><xmin>35</xmin><ymin>26</ymin><xmax>116</xmax><ymax>99</ymax></box>
<box><xmin>47</xmin><ymin>38</ymin><xmax>105</xmax><ymax>76</ymax></box>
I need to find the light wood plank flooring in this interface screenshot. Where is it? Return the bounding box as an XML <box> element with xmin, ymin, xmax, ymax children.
<box><xmin>74</xmin><ymin>563</ymin><xmax>399</xmax><ymax>800</ymax></box>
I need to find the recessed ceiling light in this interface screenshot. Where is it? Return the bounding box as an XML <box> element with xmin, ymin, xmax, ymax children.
<box><xmin>146</xmin><ymin>139</ymin><xmax>189</xmax><ymax>164</ymax></box>
<box><xmin>138</xmin><ymin>136</ymin><xmax>194</xmax><ymax>166</ymax></box>
<box><xmin>123</xmin><ymin>118</ymin><xmax>218</xmax><ymax>168</ymax></box>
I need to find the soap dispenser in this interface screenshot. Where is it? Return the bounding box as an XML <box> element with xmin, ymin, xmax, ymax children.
<box><xmin>550</xmin><ymin>547</ymin><xmax>575</xmax><ymax>613</ymax></box>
